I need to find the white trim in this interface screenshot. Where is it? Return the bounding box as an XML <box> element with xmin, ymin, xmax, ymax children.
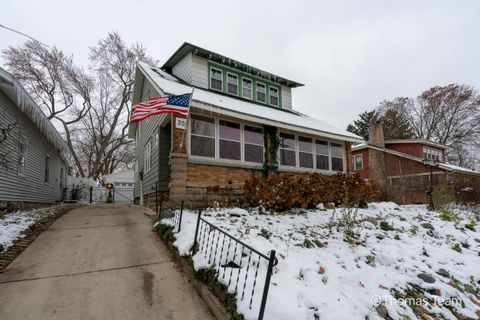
<box><xmin>188</xmin><ymin>113</ymin><xmax>264</xmax><ymax>165</ymax></box>
<box><xmin>209</xmin><ymin>66</ymin><xmax>223</xmax><ymax>92</ymax></box>
<box><xmin>17</xmin><ymin>135</ymin><xmax>28</xmax><ymax>177</ymax></box>
<box><xmin>226</xmin><ymin>72</ymin><xmax>239</xmax><ymax>96</ymax></box>
<box><xmin>256</xmin><ymin>82</ymin><xmax>266</xmax><ymax>103</ymax></box>
<box><xmin>241</xmin><ymin>77</ymin><xmax>253</xmax><ymax>100</ymax></box>
<box><xmin>268</xmin><ymin>86</ymin><xmax>279</xmax><ymax>107</ymax></box>
<box><xmin>353</xmin><ymin>154</ymin><xmax>363</xmax><ymax>171</ymax></box>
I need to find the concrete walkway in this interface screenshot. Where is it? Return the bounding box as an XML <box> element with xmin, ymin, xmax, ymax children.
<box><xmin>0</xmin><ymin>204</ymin><xmax>212</xmax><ymax>320</ymax></box>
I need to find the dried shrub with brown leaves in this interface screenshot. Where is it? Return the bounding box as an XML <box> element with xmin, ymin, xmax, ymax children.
<box><xmin>243</xmin><ymin>173</ymin><xmax>378</xmax><ymax>212</ymax></box>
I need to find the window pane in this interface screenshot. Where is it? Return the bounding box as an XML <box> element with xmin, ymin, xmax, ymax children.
<box><xmin>354</xmin><ymin>156</ymin><xmax>363</xmax><ymax>170</ymax></box>
<box><xmin>269</xmin><ymin>87</ymin><xmax>279</xmax><ymax>106</ymax></box>
<box><xmin>298</xmin><ymin>136</ymin><xmax>312</xmax><ymax>152</ymax></box>
<box><xmin>219</xmin><ymin>140</ymin><xmax>241</xmax><ymax>160</ymax></box>
<box><xmin>332</xmin><ymin>157</ymin><xmax>343</xmax><ymax>171</ymax></box>
<box><xmin>280</xmin><ymin>149</ymin><xmax>296</xmax><ymax>166</ymax></box>
<box><xmin>245</xmin><ymin>144</ymin><xmax>263</xmax><ymax>163</ymax></box>
<box><xmin>299</xmin><ymin>152</ymin><xmax>313</xmax><ymax>168</ymax></box>
<box><xmin>315</xmin><ymin>140</ymin><xmax>328</xmax><ymax>155</ymax></box>
<box><xmin>256</xmin><ymin>83</ymin><xmax>266</xmax><ymax>102</ymax></box>
<box><xmin>219</xmin><ymin>120</ymin><xmax>240</xmax><ymax>141</ymax></box>
<box><xmin>316</xmin><ymin>154</ymin><xmax>329</xmax><ymax>170</ymax></box>
<box><xmin>280</xmin><ymin>133</ymin><xmax>295</xmax><ymax>150</ymax></box>
<box><xmin>244</xmin><ymin>125</ymin><xmax>263</xmax><ymax>145</ymax></box>
<box><xmin>191</xmin><ymin>136</ymin><xmax>215</xmax><ymax>157</ymax></box>
<box><xmin>227</xmin><ymin>74</ymin><xmax>238</xmax><ymax>94</ymax></box>
<box><xmin>191</xmin><ymin>115</ymin><xmax>215</xmax><ymax>137</ymax></box>
<box><xmin>211</xmin><ymin>69</ymin><xmax>222</xmax><ymax>90</ymax></box>
<box><xmin>242</xmin><ymin>79</ymin><xmax>252</xmax><ymax>98</ymax></box>
<box><xmin>331</xmin><ymin>143</ymin><xmax>343</xmax><ymax>157</ymax></box>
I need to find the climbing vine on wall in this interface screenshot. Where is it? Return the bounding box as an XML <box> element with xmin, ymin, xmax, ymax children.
<box><xmin>262</xmin><ymin>125</ymin><xmax>279</xmax><ymax>178</ymax></box>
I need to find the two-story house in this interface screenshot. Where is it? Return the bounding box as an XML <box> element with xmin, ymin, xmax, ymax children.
<box><xmin>352</xmin><ymin>123</ymin><xmax>480</xmax><ymax>204</ymax></box>
<box><xmin>128</xmin><ymin>43</ymin><xmax>363</xmax><ymax>208</ymax></box>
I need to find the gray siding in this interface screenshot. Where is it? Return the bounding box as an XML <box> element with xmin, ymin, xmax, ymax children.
<box><xmin>133</xmin><ymin>77</ymin><xmax>169</xmax><ymax>198</ymax></box>
<box><xmin>0</xmin><ymin>91</ymin><xmax>67</xmax><ymax>204</ymax></box>
<box><xmin>281</xmin><ymin>85</ymin><xmax>292</xmax><ymax>110</ymax></box>
<box><xmin>172</xmin><ymin>52</ymin><xmax>193</xmax><ymax>84</ymax></box>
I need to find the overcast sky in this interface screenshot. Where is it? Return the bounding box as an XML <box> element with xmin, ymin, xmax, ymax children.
<box><xmin>1</xmin><ymin>0</ymin><xmax>479</xmax><ymax>129</ymax></box>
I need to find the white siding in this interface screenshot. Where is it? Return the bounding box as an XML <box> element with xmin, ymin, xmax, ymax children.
<box><xmin>281</xmin><ymin>85</ymin><xmax>292</xmax><ymax>110</ymax></box>
<box><xmin>172</xmin><ymin>52</ymin><xmax>193</xmax><ymax>83</ymax></box>
<box><xmin>191</xmin><ymin>55</ymin><xmax>209</xmax><ymax>89</ymax></box>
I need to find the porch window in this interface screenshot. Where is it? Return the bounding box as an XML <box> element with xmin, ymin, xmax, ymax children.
<box><xmin>331</xmin><ymin>143</ymin><xmax>344</xmax><ymax>171</ymax></box>
<box><xmin>227</xmin><ymin>73</ymin><xmax>238</xmax><ymax>95</ymax></box>
<box><xmin>244</xmin><ymin>125</ymin><xmax>263</xmax><ymax>163</ymax></box>
<box><xmin>299</xmin><ymin>136</ymin><xmax>313</xmax><ymax>168</ymax></box>
<box><xmin>256</xmin><ymin>82</ymin><xmax>266</xmax><ymax>103</ymax></box>
<box><xmin>353</xmin><ymin>154</ymin><xmax>363</xmax><ymax>170</ymax></box>
<box><xmin>242</xmin><ymin>78</ymin><xmax>253</xmax><ymax>99</ymax></box>
<box><xmin>219</xmin><ymin>120</ymin><xmax>241</xmax><ymax>160</ymax></box>
<box><xmin>18</xmin><ymin>136</ymin><xmax>27</xmax><ymax>176</ymax></box>
<box><xmin>280</xmin><ymin>132</ymin><xmax>296</xmax><ymax>166</ymax></box>
<box><xmin>210</xmin><ymin>68</ymin><xmax>223</xmax><ymax>91</ymax></box>
<box><xmin>315</xmin><ymin>140</ymin><xmax>329</xmax><ymax>170</ymax></box>
<box><xmin>191</xmin><ymin>114</ymin><xmax>215</xmax><ymax>158</ymax></box>
<box><xmin>269</xmin><ymin>87</ymin><xmax>279</xmax><ymax>107</ymax></box>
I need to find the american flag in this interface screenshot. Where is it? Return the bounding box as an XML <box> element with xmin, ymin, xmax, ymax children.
<box><xmin>130</xmin><ymin>93</ymin><xmax>191</xmax><ymax>123</ymax></box>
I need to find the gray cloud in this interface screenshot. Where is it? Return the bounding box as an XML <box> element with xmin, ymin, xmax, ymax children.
<box><xmin>1</xmin><ymin>0</ymin><xmax>479</xmax><ymax>129</ymax></box>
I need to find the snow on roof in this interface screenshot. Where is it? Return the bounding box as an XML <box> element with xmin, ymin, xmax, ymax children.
<box><xmin>439</xmin><ymin>162</ymin><xmax>479</xmax><ymax>175</ymax></box>
<box><xmin>134</xmin><ymin>62</ymin><xmax>363</xmax><ymax>143</ymax></box>
<box><xmin>0</xmin><ymin>68</ymin><xmax>70</xmax><ymax>164</ymax></box>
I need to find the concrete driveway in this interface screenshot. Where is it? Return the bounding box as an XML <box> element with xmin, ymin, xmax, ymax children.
<box><xmin>0</xmin><ymin>204</ymin><xmax>212</xmax><ymax>320</ymax></box>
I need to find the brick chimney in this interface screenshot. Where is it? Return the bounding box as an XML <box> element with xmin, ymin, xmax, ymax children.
<box><xmin>368</xmin><ymin>121</ymin><xmax>385</xmax><ymax>148</ymax></box>
<box><xmin>367</xmin><ymin>122</ymin><xmax>387</xmax><ymax>197</ymax></box>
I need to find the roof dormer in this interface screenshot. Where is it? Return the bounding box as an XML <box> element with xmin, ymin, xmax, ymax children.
<box><xmin>161</xmin><ymin>43</ymin><xmax>303</xmax><ymax>110</ymax></box>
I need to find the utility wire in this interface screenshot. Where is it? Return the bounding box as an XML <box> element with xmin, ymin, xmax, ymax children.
<box><xmin>0</xmin><ymin>23</ymin><xmax>49</xmax><ymax>47</ymax></box>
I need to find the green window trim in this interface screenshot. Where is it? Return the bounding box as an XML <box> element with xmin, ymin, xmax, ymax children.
<box><xmin>208</xmin><ymin>61</ymin><xmax>282</xmax><ymax>108</ymax></box>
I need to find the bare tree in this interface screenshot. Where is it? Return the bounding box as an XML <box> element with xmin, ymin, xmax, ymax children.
<box><xmin>400</xmin><ymin>84</ymin><xmax>480</xmax><ymax>168</ymax></box>
<box><xmin>3</xmin><ymin>32</ymin><xmax>158</xmax><ymax>179</ymax></box>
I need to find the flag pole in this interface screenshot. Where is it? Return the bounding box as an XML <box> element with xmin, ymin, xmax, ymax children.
<box><xmin>179</xmin><ymin>87</ymin><xmax>194</xmax><ymax>149</ymax></box>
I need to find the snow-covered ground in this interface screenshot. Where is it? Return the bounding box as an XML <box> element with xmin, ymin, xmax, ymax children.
<box><xmin>0</xmin><ymin>204</ymin><xmax>69</xmax><ymax>252</ymax></box>
<box><xmin>161</xmin><ymin>203</ymin><xmax>480</xmax><ymax>320</ymax></box>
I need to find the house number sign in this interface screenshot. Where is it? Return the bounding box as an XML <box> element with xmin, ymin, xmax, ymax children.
<box><xmin>175</xmin><ymin>118</ymin><xmax>186</xmax><ymax>129</ymax></box>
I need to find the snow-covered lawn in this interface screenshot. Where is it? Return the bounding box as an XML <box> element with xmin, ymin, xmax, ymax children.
<box><xmin>161</xmin><ymin>203</ymin><xmax>480</xmax><ymax>320</ymax></box>
<box><xmin>0</xmin><ymin>204</ymin><xmax>69</xmax><ymax>252</ymax></box>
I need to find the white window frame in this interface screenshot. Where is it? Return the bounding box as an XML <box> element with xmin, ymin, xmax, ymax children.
<box><xmin>298</xmin><ymin>136</ymin><xmax>314</xmax><ymax>169</ymax></box>
<box><xmin>278</xmin><ymin>132</ymin><xmax>346</xmax><ymax>173</ymax></box>
<box><xmin>242</xmin><ymin>77</ymin><xmax>253</xmax><ymax>100</ymax></box>
<box><xmin>144</xmin><ymin>139</ymin><xmax>152</xmax><ymax>173</ymax></box>
<box><xmin>353</xmin><ymin>154</ymin><xmax>363</xmax><ymax>171</ymax></box>
<box><xmin>226</xmin><ymin>72</ymin><xmax>239</xmax><ymax>96</ymax></box>
<box><xmin>190</xmin><ymin>114</ymin><xmax>216</xmax><ymax>159</ymax></box>
<box><xmin>279</xmin><ymin>132</ymin><xmax>297</xmax><ymax>167</ymax></box>
<box><xmin>18</xmin><ymin>135</ymin><xmax>27</xmax><ymax>176</ymax></box>
<box><xmin>269</xmin><ymin>86</ymin><xmax>279</xmax><ymax>107</ymax></box>
<box><xmin>256</xmin><ymin>82</ymin><xmax>266</xmax><ymax>103</ymax></box>
<box><xmin>188</xmin><ymin>114</ymin><xmax>264</xmax><ymax>165</ymax></box>
<box><xmin>154</xmin><ymin>128</ymin><xmax>159</xmax><ymax>148</ymax></box>
<box><xmin>209</xmin><ymin>67</ymin><xmax>223</xmax><ymax>92</ymax></box>
<box><xmin>423</xmin><ymin>146</ymin><xmax>442</xmax><ymax>162</ymax></box>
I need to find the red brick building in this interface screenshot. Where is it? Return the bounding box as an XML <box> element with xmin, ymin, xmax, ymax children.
<box><xmin>352</xmin><ymin>123</ymin><xmax>480</xmax><ymax>204</ymax></box>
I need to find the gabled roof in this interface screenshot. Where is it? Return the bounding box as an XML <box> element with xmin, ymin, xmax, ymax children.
<box><xmin>161</xmin><ymin>42</ymin><xmax>304</xmax><ymax>88</ymax></box>
<box><xmin>352</xmin><ymin>143</ymin><xmax>479</xmax><ymax>175</ymax></box>
<box><xmin>0</xmin><ymin>67</ymin><xmax>70</xmax><ymax>164</ymax></box>
<box><xmin>385</xmin><ymin>139</ymin><xmax>447</xmax><ymax>150</ymax></box>
<box><xmin>129</xmin><ymin>62</ymin><xmax>363</xmax><ymax>143</ymax></box>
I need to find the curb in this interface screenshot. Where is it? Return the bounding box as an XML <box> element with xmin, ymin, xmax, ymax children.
<box><xmin>158</xmin><ymin>234</ymin><xmax>232</xmax><ymax>320</ymax></box>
